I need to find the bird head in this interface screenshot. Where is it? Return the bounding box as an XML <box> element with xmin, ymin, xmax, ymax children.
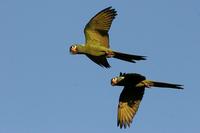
<box><xmin>111</xmin><ymin>76</ymin><xmax>125</xmax><ymax>86</ymax></box>
<box><xmin>111</xmin><ymin>72</ymin><xmax>127</xmax><ymax>86</ymax></box>
<box><xmin>111</xmin><ymin>72</ymin><xmax>146</xmax><ymax>87</ymax></box>
<box><xmin>69</xmin><ymin>45</ymin><xmax>78</xmax><ymax>54</ymax></box>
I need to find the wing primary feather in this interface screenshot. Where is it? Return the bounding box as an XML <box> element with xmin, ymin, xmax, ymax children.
<box><xmin>84</xmin><ymin>7</ymin><xmax>117</xmax><ymax>48</ymax></box>
<box><xmin>86</xmin><ymin>55</ymin><xmax>111</xmax><ymax>68</ymax></box>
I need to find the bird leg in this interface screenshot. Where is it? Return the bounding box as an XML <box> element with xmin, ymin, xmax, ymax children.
<box><xmin>106</xmin><ymin>51</ymin><xmax>115</xmax><ymax>58</ymax></box>
<box><xmin>141</xmin><ymin>80</ymin><xmax>152</xmax><ymax>88</ymax></box>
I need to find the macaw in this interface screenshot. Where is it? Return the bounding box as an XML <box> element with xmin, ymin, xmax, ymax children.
<box><xmin>69</xmin><ymin>7</ymin><xmax>146</xmax><ymax>68</ymax></box>
<box><xmin>111</xmin><ymin>72</ymin><xmax>183</xmax><ymax>128</ymax></box>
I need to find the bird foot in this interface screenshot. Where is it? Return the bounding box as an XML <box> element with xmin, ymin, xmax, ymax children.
<box><xmin>106</xmin><ymin>51</ymin><xmax>114</xmax><ymax>58</ymax></box>
<box><xmin>141</xmin><ymin>81</ymin><xmax>151</xmax><ymax>88</ymax></box>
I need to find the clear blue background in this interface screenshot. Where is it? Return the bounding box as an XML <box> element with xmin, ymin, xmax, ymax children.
<box><xmin>0</xmin><ymin>0</ymin><xmax>200</xmax><ymax>132</ymax></box>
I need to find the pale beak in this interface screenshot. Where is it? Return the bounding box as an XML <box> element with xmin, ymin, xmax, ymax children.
<box><xmin>70</xmin><ymin>46</ymin><xmax>77</xmax><ymax>54</ymax></box>
<box><xmin>111</xmin><ymin>78</ymin><xmax>118</xmax><ymax>86</ymax></box>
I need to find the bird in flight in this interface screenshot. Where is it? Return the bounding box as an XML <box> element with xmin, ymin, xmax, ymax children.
<box><xmin>111</xmin><ymin>72</ymin><xmax>183</xmax><ymax>129</ymax></box>
<box><xmin>69</xmin><ymin>7</ymin><xmax>146</xmax><ymax>68</ymax></box>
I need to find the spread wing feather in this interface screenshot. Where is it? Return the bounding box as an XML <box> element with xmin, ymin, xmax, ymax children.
<box><xmin>84</xmin><ymin>7</ymin><xmax>117</xmax><ymax>48</ymax></box>
<box><xmin>117</xmin><ymin>86</ymin><xmax>145</xmax><ymax>128</ymax></box>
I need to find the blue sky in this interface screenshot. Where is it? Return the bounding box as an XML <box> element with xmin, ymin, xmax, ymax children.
<box><xmin>0</xmin><ymin>0</ymin><xmax>200</xmax><ymax>132</ymax></box>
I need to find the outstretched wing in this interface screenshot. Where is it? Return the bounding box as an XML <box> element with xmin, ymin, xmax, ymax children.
<box><xmin>86</xmin><ymin>54</ymin><xmax>110</xmax><ymax>68</ymax></box>
<box><xmin>117</xmin><ymin>86</ymin><xmax>145</xmax><ymax>129</ymax></box>
<box><xmin>84</xmin><ymin>7</ymin><xmax>117</xmax><ymax>48</ymax></box>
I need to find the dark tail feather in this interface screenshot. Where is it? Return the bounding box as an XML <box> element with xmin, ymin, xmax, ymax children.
<box><xmin>152</xmin><ymin>81</ymin><xmax>183</xmax><ymax>89</ymax></box>
<box><xmin>113</xmin><ymin>51</ymin><xmax>146</xmax><ymax>63</ymax></box>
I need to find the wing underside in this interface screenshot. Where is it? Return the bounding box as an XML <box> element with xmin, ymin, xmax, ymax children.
<box><xmin>86</xmin><ymin>54</ymin><xmax>110</xmax><ymax>68</ymax></box>
<box><xmin>117</xmin><ymin>86</ymin><xmax>145</xmax><ymax>128</ymax></box>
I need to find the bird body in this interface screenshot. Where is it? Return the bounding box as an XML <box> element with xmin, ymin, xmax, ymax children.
<box><xmin>70</xmin><ymin>7</ymin><xmax>146</xmax><ymax>68</ymax></box>
<box><xmin>74</xmin><ymin>44</ymin><xmax>113</xmax><ymax>56</ymax></box>
<box><xmin>111</xmin><ymin>72</ymin><xmax>183</xmax><ymax>129</ymax></box>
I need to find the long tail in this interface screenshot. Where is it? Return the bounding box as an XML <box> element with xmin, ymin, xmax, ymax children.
<box><xmin>136</xmin><ymin>80</ymin><xmax>183</xmax><ymax>89</ymax></box>
<box><xmin>113</xmin><ymin>51</ymin><xmax>146</xmax><ymax>63</ymax></box>
<box><xmin>151</xmin><ymin>81</ymin><xmax>183</xmax><ymax>89</ymax></box>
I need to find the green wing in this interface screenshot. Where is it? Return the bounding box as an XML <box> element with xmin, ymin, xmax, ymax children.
<box><xmin>84</xmin><ymin>7</ymin><xmax>117</xmax><ymax>48</ymax></box>
<box><xmin>117</xmin><ymin>86</ymin><xmax>144</xmax><ymax>129</ymax></box>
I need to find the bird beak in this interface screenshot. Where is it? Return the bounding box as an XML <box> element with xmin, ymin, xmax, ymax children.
<box><xmin>111</xmin><ymin>78</ymin><xmax>118</xmax><ymax>86</ymax></box>
<box><xmin>69</xmin><ymin>46</ymin><xmax>78</xmax><ymax>54</ymax></box>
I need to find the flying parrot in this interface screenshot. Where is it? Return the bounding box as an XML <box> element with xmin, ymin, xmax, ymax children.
<box><xmin>69</xmin><ymin>7</ymin><xmax>146</xmax><ymax>68</ymax></box>
<box><xmin>111</xmin><ymin>72</ymin><xmax>183</xmax><ymax>129</ymax></box>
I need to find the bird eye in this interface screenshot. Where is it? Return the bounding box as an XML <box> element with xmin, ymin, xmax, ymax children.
<box><xmin>72</xmin><ymin>45</ymin><xmax>76</xmax><ymax>49</ymax></box>
<box><xmin>70</xmin><ymin>45</ymin><xmax>78</xmax><ymax>54</ymax></box>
